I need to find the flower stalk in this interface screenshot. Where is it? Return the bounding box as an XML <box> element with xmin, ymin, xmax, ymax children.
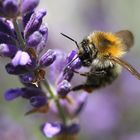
<box><xmin>12</xmin><ymin>18</ymin><xmax>26</xmax><ymax>49</ymax></box>
<box><xmin>43</xmin><ymin>80</ymin><xmax>67</xmax><ymax>125</ymax></box>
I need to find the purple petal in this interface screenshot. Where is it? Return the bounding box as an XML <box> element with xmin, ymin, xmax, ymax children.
<box><xmin>36</xmin><ymin>31</ymin><xmax>48</xmax><ymax>54</ymax></box>
<box><xmin>5</xmin><ymin>63</ymin><xmax>29</xmax><ymax>75</ymax></box>
<box><xmin>39</xmin><ymin>24</ymin><xmax>48</xmax><ymax>35</ymax></box>
<box><xmin>19</xmin><ymin>72</ymin><xmax>34</xmax><ymax>84</ymax></box>
<box><xmin>42</xmin><ymin>122</ymin><xmax>61</xmax><ymax>138</ymax></box>
<box><xmin>27</xmin><ymin>31</ymin><xmax>42</xmax><ymax>47</ymax></box>
<box><xmin>11</xmin><ymin>51</ymin><xmax>31</xmax><ymax>66</ymax></box>
<box><xmin>0</xmin><ymin>18</ymin><xmax>15</xmax><ymax>37</ymax></box>
<box><xmin>0</xmin><ymin>32</ymin><xmax>16</xmax><ymax>45</ymax></box>
<box><xmin>60</xmin><ymin>123</ymin><xmax>80</xmax><ymax>135</ymax></box>
<box><xmin>21</xmin><ymin>0</ymin><xmax>39</xmax><ymax>14</ymax></box>
<box><xmin>30</xmin><ymin>95</ymin><xmax>47</xmax><ymax>108</ymax></box>
<box><xmin>57</xmin><ymin>80</ymin><xmax>71</xmax><ymax>97</ymax></box>
<box><xmin>67</xmin><ymin>50</ymin><xmax>77</xmax><ymax>63</ymax></box>
<box><xmin>3</xmin><ymin>0</ymin><xmax>19</xmax><ymax>18</ymax></box>
<box><xmin>39</xmin><ymin>49</ymin><xmax>56</xmax><ymax>67</ymax></box>
<box><xmin>66</xmin><ymin>50</ymin><xmax>81</xmax><ymax>69</ymax></box>
<box><xmin>24</xmin><ymin>9</ymin><xmax>46</xmax><ymax>38</ymax></box>
<box><xmin>4</xmin><ymin>88</ymin><xmax>23</xmax><ymax>101</ymax></box>
<box><xmin>21</xmin><ymin>87</ymin><xmax>45</xmax><ymax>99</ymax></box>
<box><xmin>0</xmin><ymin>43</ymin><xmax>17</xmax><ymax>58</ymax></box>
<box><xmin>23</xmin><ymin>11</ymin><xmax>34</xmax><ymax>27</ymax></box>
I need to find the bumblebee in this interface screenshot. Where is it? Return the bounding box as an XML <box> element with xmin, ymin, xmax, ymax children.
<box><xmin>61</xmin><ymin>30</ymin><xmax>140</xmax><ymax>93</ymax></box>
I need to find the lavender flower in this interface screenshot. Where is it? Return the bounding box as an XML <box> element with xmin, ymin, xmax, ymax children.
<box><xmin>0</xmin><ymin>1</ymin><xmax>93</xmax><ymax>140</ymax></box>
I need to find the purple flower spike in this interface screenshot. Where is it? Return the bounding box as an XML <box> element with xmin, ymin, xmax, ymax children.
<box><xmin>39</xmin><ymin>49</ymin><xmax>56</xmax><ymax>67</ymax></box>
<box><xmin>42</xmin><ymin>122</ymin><xmax>61</xmax><ymax>138</ymax></box>
<box><xmin>3</xmin><ymin>0</ymin><xmax>19</xmax><ymax>18</ymax></box>
<box><xmin>57</xmin><ymin>80</ymin><xmax>71</xmax><ymax>97</ymax></box>
<box><xmin>27</xmin><ymin>31</ymin><xmax>42</xmax><ymax>47</ymax></box>
<box><xmin>0</xmin><ymin>44</ymin><xmax>17</xmax><ymax>58</ymax></box>
<box><xmin>30</xmin><ymin>95</ymin><xmax>47</xmax><ymax>108</ymax></box>
<box><xmin>21</xmin><ymin>0</ymin><xmax>39</xmax><ymax>14</ymax></box>
<box><xmin>4</xmin><ymin>88</ymin><xmax>23</xmax><ymax>101</ymax></box>
<box><xmin>24</xmin><ymin>9</ymin><xmax>46</xmax><ymax>38</ymax></box>
<box><xmin>11</xmin><ymin>51</ymin><xmax>31</xmax><ymax>66</ymax></box>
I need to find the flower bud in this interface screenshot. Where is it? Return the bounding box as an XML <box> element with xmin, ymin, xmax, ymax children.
<box><xmin>60</xmin><ymin>123</ymin><xmax>80</xmax><ymax>135</ymax></box>
<box><xmin>11</xmin><ymin>51</ymin><xmax>31</xmax><ymax>66</ymax></box>
<box><xmin>67</xmin><ymin>50</ymin><xmax>81</xmax><ymax>69</ymax></box>
<box><xmin>27</xmin><ymin>31</ymin><xmax>42</xmax><ymax>47</ymax></box>
<box><xmin>30</xmin><ymin>95</ymin><xmax>47</xmax><ymax>108</ymax></box>
<box><xmin>39</xmin><ymin>49</ymin><xmax>56</xmax><ymax>67</ymax></box>
<box><xmin>36</xmin><ymin>31</ymin><xmax>48</xmax><ymax>54</ymax></box>
<box><xmin>21</xmin><ymin>0</ymin><xmax>39</xmax><ymax>14</ymax></box>
<box><xmin>39</xmin><ymin>24</ymin><xmax>48</xmax><ymax>35</ymax></box>
<box><xmin>21</xmin><ymin>87</ymin><xmax>45</xmax><ymax>99</ymax></box>
<box><xmin>57</xmin><ymin>80</ymin><xmax>71</xmax><ymax>97</ymax></box>
<box><xmin>4</xmin><ymin>88</ymin><xmax>23</xmax><ymax>101</ymax></box>
<box><xmin>3</xmin><ymin>0</ymin><xmax>19</xmax><ymax>18</ymax></box>
<box><xmin>0</xmin><ymin>44</ymin><xmax>17</xmax><ymax>58</ymax></box>
<box><xmin>0</xmin><ymin>32</ymin><xmax>16</xmax><ymax>45</ymax></box>
<box><xmin>5</xmin><ymin>63</ymin><xmax>29</xmax><ymax>75</ymax></box>
<box><xmin>42</xmin><ymin>122</ymin><xmax>61</xmax><ymax>138</ymax></box>
<box><xmin>0</xmin><ymin>18</ymin><xmax>14</xmax><ymax>37</ymax></box>
<box><xmin>24</xmin><ymin>9</ymin><xmax>46</xmax><ymax>38</ymax></box>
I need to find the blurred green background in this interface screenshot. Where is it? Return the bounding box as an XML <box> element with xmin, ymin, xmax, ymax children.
<box><xmin>0</xmin><ymin>0</ymin><xmax>140</xmax><ymax>140</ymax></box>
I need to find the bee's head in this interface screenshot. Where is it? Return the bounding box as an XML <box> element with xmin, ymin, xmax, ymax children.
<box><xmin>60</xmin><ymin>33</ymin><xmax>97</xmax><ymax>67</ymax></box>
<box><xmin>78</xmin><ymin>39</ymin><xmax>97</xmax><ymax>66</ymax></box>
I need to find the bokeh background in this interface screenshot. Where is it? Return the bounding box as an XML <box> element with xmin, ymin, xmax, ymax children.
<box><xmin>0</xmin><ymin>0</ymin><xmax>140</xmax><ymax>140</ymax></box>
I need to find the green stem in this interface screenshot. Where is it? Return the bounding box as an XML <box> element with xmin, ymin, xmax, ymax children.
<box><xmin>12</xmin><ymin>19</ymin><xmax>26</xmax><ymax>50</ymax></box>
<box><xmin>43</xmin><ymin>80</ymin><xmax>67</xmax><ymax>125</ymax></box>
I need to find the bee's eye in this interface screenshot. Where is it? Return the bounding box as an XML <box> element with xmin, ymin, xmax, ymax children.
<box><xmin>81</xmin><ymin>39</ymin><xmax>89</xmax><ymax>46</ymax></box>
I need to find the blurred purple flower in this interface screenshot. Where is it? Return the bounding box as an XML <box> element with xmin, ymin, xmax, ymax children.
<box><xmin>42</xmin><ymin>122</ymin><xmax>61</xmax><ymax>138</ymax></box>
<box><xmin>81</xmin><ymin>93</ymin><xmax>121</xmax><ymax>135</ymax></box>
<box><xmin>42</xmin><ymin>122</ymin><xmax>80</xmax><ymax>138</ymax></box>
<box><xmin>121</xmin><ymin>133</ymin><xmax>140</xmax><ymax>140</ymax></box>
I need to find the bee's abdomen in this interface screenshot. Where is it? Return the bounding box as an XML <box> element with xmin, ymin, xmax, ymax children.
<box><xmin>86</xmin><ymin>64</ymin><xmax>121</xmax><ymax>89</ymax></box>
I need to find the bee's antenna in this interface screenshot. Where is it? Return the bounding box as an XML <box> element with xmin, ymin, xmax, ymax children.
<box><xmin>60</xmin><ymin>33</ymin><xmax>80</xmax><ymax>49</ymax></box>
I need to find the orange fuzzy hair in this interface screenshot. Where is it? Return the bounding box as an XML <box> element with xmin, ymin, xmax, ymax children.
<box><xmin>88</xmin><ymin>31</ymin><xmax>126</xmax><ymax>59</ymax></box>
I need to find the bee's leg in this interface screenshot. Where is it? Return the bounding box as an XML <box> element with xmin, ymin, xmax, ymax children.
<box><xmin>72</xmin><ymin>84</ymin><xmax>94</xmax><ymax>93</ymax></box>
<box><xmin>73</xmin><ymin>70</ymin><xmax>106</xmax><ymax>77</ymax></box>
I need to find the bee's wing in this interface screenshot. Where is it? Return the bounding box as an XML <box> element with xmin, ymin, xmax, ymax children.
<box><xmin>115</xmin><ymin>30</ymin><xmax>134</xmax><ymax>51</ymax></box>
<box><xmin>109</xmin><ymin>55</ymin><xmax>140</xmax><ymax>80</ymax></box>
